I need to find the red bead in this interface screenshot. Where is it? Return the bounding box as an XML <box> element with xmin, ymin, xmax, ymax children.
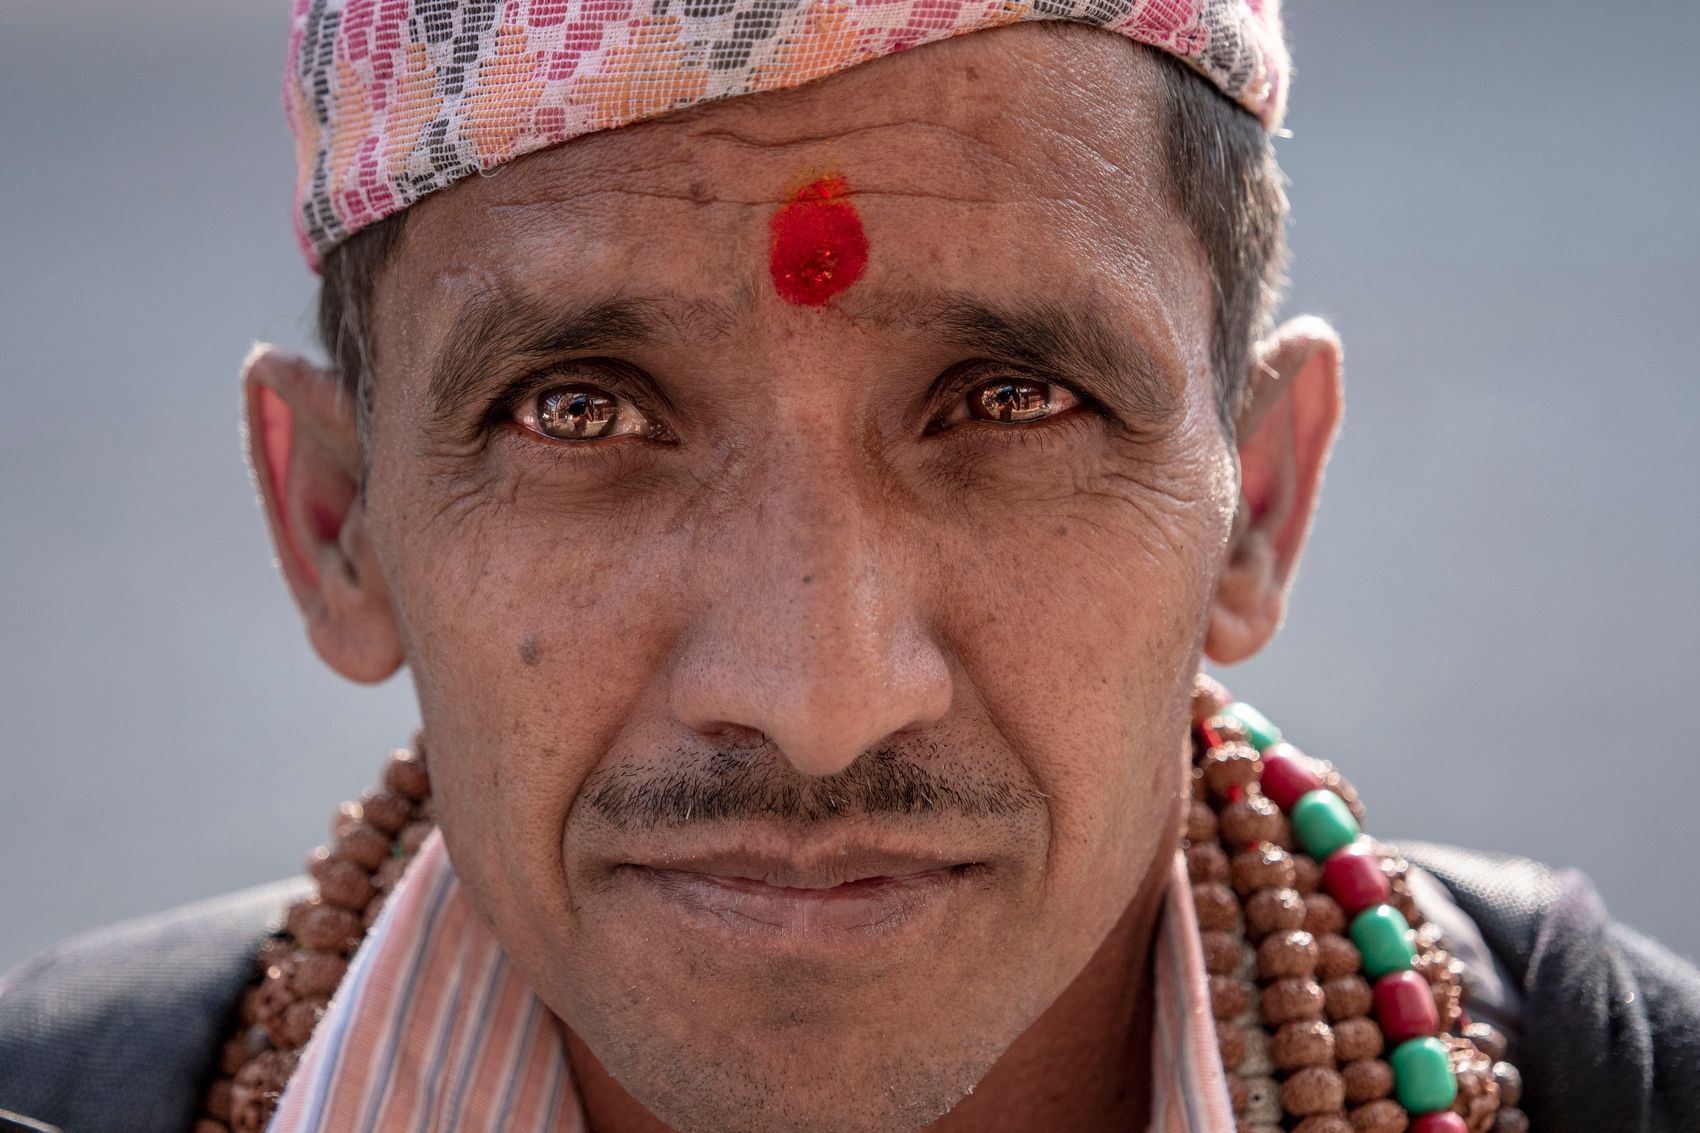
<box><xmin>1410</xmin><ymin>1112</ymin><xmax>1468</xmax><ymax>1133</ymax></box>
<box><xmin>1259</xmin><ymin>743</ymin><xmax>1324</xmax><ymax>811</ymax></box>
<box><xmin>1323</xmin><ymin>842</ymin><xmax>1392</xmax><ymax>916</ymax></box>
<box><xmin>1374</xmin><ymin>970</ymin><xmax>1440</xmax><ymax>1043</ymax></box>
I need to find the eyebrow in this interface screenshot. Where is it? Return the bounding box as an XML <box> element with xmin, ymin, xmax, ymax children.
<box><xmin>424</xmin><ymin>287</ymin><xmax>736</xmax><ymax>425</ymax></box>
<box><xmin>853</xmin><ymin>292</ymin><xmax>1181</xmax><ymax>426</ymax></box>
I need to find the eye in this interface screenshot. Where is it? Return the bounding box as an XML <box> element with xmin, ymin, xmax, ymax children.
<box><xmin>938</xmin><ymin>375</ymin><xmax>1081</xmax><ymax>429</ymax></box>
<box><xmin>515</xmin><ymin>382</ymin><xmax>653</xmax><ymax>442</ymax></box>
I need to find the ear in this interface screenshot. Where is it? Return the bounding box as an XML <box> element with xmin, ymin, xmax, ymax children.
<box><xmin>1205</xmin><ymin>316</ymin><xmax>1344</xmax><ymax>665</ymax></box>
<box><xmin>242</xmin><ymin>344</ymin><xmax>404</xmax><ymax>683</ymax></box>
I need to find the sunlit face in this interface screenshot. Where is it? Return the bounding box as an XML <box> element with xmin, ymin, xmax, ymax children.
<box><xmin>358</xmin><ymin>25</ymin><xmax>1237</xmax><ymax>1133</ymax></box>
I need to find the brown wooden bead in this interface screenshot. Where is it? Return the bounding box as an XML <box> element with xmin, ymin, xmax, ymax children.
<box><xmin>1262</xmin><ymin>977</ymin><xmax>1326</xmax><ymax>1024</ymax></box>
<box><xmin>332</xmin><ymin>821</ymin><xmax>391</xmax><ymax>871</ymax></box>
<box><xmin>1322</xmin><ymin>975</ymin><xmax>1374</xmax><ymax>1021</ymax></box>
<box><xmin>1448</xmin><ymin>1035</ymin><xmax>1500</xmax><ymax>1132</ymax></box>
<box><xmin>1257</xmin><ymin>929</ymin><xmax>1319</xmax><ymax>980</ymax></box>
<box><xmin>254</xmin><ymin>936</ymin><xmax>292</xmax><ymax>976</ymax></box>
<box><xmin>1245</xmin><ymin>886</ymin><xmax>1306</xmax><ymax>939</ymax></box>
<box><xmin>1492</xmin><ymin>1061</ymin><xmax>1522</xmax><ymax>1108</ymax></box>
<box><xmin>361</xmin><ymin>788</ymin><xmax>413</xmax><ymax>835</ymax></box>
<box><xmin>205</xmin><ymin>1078</ymin><xmax>233</xmax><ymax>1121</ymax></box>
<box><xmin>290</xmin><ymin>950</ymin><xmax>348</xmax><ymax>998</ymax></box>
<box><xmin>1211</xmin><ymin>974</ymin><xmax>1250</xmax><ymax>1019</ymax></box>
<box><xmin>1491</xmin><ymin>1108</ymin><xmax>1529</xmax><ymax>1133</ymax></box>
<box><xmin>1282</xmin><ymin>1066</ymin><xmax>1347</xmax><ymax>1116</ymax></box>
<box><xmin>1192</xmin><ymin>674</ymin><xmax>1232</xmax><ymax>720</ymax></box>
<box><xmin>1341</xmin><ymin>1058</ymin><xmax>1394</xmax><ymax>1105</ymax></box>
<box><xmin>1271</xmin><ymin>1019</ymin><xmax>1335</xmax><ymax>1070</ymax></box>
<box><xmin>1291</xmin><ymin>854</ymin><xmax>1322</xmax><ymax>894</ymax></box>
<box><xmin>1202</xmin><ymin>929</ymin><xmax>1243</xmax><ymax>975</ymax></box>
<box><xmin>362</xmin><ymin>892</ymin><xmax>388</xmax><ymax>930</ymax></box>
<box><xmin>1194</xmin><ymin>882</ymin><xmax>1241</xmax><ymax>931</ymax></box>
<box><xmin>1221</xmin><ymin>795</ymin><xmax>1285</xmax><ymax>848</ymax></box>
<box><xmin>330</xmin><ymin>800</ymin><xmax>363</xmax><ymax>840</ymax></box>
<box><xmin>1463</xmin><ymin>1022</ymin><xmax>1509</xmax><ymax>1063</ymax></box>
<box><xmin>308</xmin><ymin>851</ymin><xmax>376</xmax><ymax>912</ymax></box>
<box><xmin>286</xmin><ymin>899</ymin><xmax>363</xmax><ymax>954</ymax></box>
<box><xmin>1188</xmin><ymin>842</ymin><xmax>1231</xmax><ymax>884</ymax></box>
<box><xmin>1314</xmin><ymin>1112</ymin><xmax>1352</xmax><ymax>1133</ymax></box>
<box><xmin>383</xmin><ymin>750</ymin><xmax>431</xmax><ymax>800</ymax></box>
<box><xmin>1203</xmin><ymin>743</ymin><xmax>1263</xmax><ymax>797</ymax></box>
<box><xmin>278</xmin><ymin>997</ymin><xmax>327</xmax><ymax>1049</ymax></box>
<box><xmin>375</xmin><ymin>854</ymin><xmax>409</xmax><ymax>894</ymax></box>
<box><xmin>220</xmin><ymin>1037</ymin><xmax>248</xmax><ymax>1076</ymax></box>
<box><xmin>1233</xmin><ymin>846</ymin><xmax>1298</xmax><ymax>896</ymax></box>
<box><xmin>1333</xmin><ymin>1016</ymin><xmax>1385</xmax><ymax>1061</ymax></box>
<box><xmin>230</xmin><ymin>1048</ymin><xmax>299</xmax><ymax>1133</ymax></box>
<box><xmin>399</xmin><ymin>820</ymin><xmax>435</xmax><ymax>855</ymax></box>
<box><xmin>1187</xmin><ymin>799</ymin><xmax>1220</xmax><ymax>844</ymax></box>
<box><xmin>1348</xmin><ymin>1098</ymin><xmax>1408</xmax><ymax>1133</ymax></box>
<box><xmin>1303</xmin><ymin>892</ymin><xmax>1348</xmax><ymax>936</ymax></box>
<box><xmin>1315</xmin><ymin>933</ymin><xmax>1362</xmax><ymax>980</ymax></box>
<box><xmin>1217</xmin><ymin>1021</ymin><xmax>1247</xmax><ymax>1068</ymax></box>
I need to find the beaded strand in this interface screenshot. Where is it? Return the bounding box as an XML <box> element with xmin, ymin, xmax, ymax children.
<box><xmin>1189</xmin><ymin>675</ymin><xmax>1528</xmax><ymax>1133</ymax></box>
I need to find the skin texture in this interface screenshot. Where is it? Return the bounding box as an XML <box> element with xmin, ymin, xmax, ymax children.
<box><xmin>245</xmin><ymin>24</ymin><xmax>1342</xmax><ymax>1133</ymax></box>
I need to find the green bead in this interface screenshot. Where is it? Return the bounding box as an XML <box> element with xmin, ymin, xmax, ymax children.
<box><xmin>1291</xmin><ymin>789</ymin><xmax>1360</xmax><ymax>859</ymax></box>
<box><xmin>1350</xmin><ymin>904</ymin><xmax>1417</xmax><ymax>980</ymax></box>
<box><xmin>1221</xmin><ymin>701</ymin><xmax>1282</xmax><ymax>751</ymax></box>
<box><xmin>1390</xmin><ymin>1037</ymin><xmax>1458</xmax><ymax>1113</ymax></box>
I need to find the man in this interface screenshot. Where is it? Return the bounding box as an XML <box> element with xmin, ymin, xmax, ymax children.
<box><xmin>2</xmin><ymin>2</ymin><xmax>1697</xmax><ymax>1131</ymax></box>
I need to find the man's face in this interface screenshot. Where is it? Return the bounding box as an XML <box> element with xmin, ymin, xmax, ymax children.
<box><xmin>359</xmin><ymin>26</ymin><xmax>1235</xmax><ymax>1133</ymax></box>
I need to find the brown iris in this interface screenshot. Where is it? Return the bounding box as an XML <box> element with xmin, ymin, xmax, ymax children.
<box><xmin>971</xmin><ymin>379</ymin><xmax>1054</xmax><ymax>424</ymax></box>
<box><xmin>537</xmin><ymin>384</ymin><xmax>620</xmax><ymax>440</ymax></box>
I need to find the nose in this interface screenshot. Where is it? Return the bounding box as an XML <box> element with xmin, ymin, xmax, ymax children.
<box><xmin>669</xmin><ymin>445</ymin><xmax>952</xmax><ymax>777</ymax></box>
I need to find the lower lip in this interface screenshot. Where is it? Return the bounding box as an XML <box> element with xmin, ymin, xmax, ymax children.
<box><xmin>624</xmin><ymin>866</ymin><xmax>974</xmax><ymax>939</ymax></box>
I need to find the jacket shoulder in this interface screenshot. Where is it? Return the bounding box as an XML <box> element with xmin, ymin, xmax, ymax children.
<box><xmin>0</xmin><ymin>878</ymin><xmax>309</xmax><ymax>1133</ymax></box>
<box><xmin>1400</xmin><ymin>840</ymin><xmax>1700</xmax><ymax>1133</ymax></box>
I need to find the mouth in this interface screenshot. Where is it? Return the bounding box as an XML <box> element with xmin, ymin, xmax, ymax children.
<box><xmin>613</xmin><ymin>845</ymin><xmax>987</xmax><ymax>940</ymax></box>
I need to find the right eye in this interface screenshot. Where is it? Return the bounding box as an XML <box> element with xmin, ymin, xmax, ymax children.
<box><xmin>515</xmin><ymin>383</ymin><xmax>653</xmax><ymax>443</ymax></box>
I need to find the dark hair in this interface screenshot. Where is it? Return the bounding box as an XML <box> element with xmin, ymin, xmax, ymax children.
<box><xmin>317</xmin><ymin>43</ymin><xmax>1286</xmax><ymax>439</ymax></box>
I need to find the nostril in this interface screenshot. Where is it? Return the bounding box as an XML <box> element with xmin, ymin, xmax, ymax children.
<box><xmin>700</xmin><ymin>723</ymin><xmax>770</xmax><ymax>752</ymax></box>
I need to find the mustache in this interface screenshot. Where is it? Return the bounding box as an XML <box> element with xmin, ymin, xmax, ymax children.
<box><xmin>583</xmin><ymin>744</ymin><xmax>1044</xmax><ymax>831</ymax></box>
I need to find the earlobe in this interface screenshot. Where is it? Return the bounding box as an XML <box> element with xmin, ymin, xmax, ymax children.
<box><xmin>242</xmin><ymin>344</ymin><xmax>404</xmax><ymax>684</ymax></box>
<box><xmin>1205</xmin><ymin>317</ymin><xmax>1343</xmax><ymax>665</ymax></box>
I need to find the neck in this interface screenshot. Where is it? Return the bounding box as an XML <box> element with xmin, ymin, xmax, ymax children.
<box><xmin>567</xmin><ymin>851</ymin><xmax>1172</xmax><ymax>1133</ymax></box>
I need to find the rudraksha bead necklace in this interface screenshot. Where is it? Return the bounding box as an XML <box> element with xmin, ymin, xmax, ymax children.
<box><xmin>195</xmin><ymin>682</ymin><xmax>1530</xmax><ymax>1131</ymax></box>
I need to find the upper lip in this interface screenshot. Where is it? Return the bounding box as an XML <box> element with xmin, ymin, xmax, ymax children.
<box><xmin>625</xmin><ymin>844</ymin><xmax>976</xmax><ymax>890</ymax></box>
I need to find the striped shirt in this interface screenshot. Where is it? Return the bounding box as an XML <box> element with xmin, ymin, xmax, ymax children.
<box><xmin>268</xmin><ymin>831</ymin><xmax>1233</xmax><ymax>1132</ymax></box>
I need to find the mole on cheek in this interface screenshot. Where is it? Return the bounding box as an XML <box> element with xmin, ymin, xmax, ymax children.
<box><xmin>768</xmin><ymin>174</ymin><xmax>869</xmax><ymax>306</ymax></box>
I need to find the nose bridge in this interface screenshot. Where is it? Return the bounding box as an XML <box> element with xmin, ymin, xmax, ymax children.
<box><xmin>671</xmin><ymin>429</ymin><xmax>952</xmax><ymax>777</ymax></box>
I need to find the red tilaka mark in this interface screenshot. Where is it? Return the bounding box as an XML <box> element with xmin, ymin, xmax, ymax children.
<box><xmin>768</xmin><ymin>175</ymin><xmax>869</xmax><ymax>306</ymax></box>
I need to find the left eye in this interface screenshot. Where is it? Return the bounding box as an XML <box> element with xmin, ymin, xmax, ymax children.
<box><xmin>515</xmin><ymin>382</ymin><xmax>654</xmax><ymax>442</ymax></box>
<box><xmin>944</xmin><ymin>377</ymin><xmax>1079</xmax><ymax>427</ymax></box>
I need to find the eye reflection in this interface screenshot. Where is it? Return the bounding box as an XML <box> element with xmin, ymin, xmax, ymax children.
<box><xmin>533</xmin><ymin>384</ymin><xmax>621</xmax><ymax>440</ymax></box>
<box><xmin>970</xmin><ymin>379</ymin><xmax>1061</xmax><ymax>424</ymax></box>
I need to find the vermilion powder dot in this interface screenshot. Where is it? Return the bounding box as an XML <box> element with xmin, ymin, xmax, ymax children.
<box><xmin>768</xmin><ymin>175</ymin><xmax>869</xmax><ymax>306</ymax></box>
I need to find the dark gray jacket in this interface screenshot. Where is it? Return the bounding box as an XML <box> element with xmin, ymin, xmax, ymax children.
<box><xmin>2</xmin><ymin>845</ymin><xmax>1696</xmax><ymax>1132</ymax></box>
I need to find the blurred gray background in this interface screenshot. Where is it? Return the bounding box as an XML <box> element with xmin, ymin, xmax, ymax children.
<box><xmin>2</xmin><ymin>1</ymin><xmax>1696</xmax><ymax>974</ymax></box>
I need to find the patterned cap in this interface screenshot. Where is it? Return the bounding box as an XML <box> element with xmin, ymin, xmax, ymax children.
<box><xmin>284</xmin><ymin>0</ymin><xmax>1288</xmax><ymax>269</ymax></box>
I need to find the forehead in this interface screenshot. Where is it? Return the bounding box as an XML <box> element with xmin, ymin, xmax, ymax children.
<box><xmin>377</xmin><ymin>25</ymin><xmax>1209</xmax><ymax>388</ymax></box>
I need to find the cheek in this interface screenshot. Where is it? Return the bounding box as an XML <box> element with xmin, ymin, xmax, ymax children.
<box><xmin>372</xmin><ymin>488</ymin><xmax>685</xmax><ymax>937</ymax></box>
<box><xmin>932</xmin><ymin>435</ymin><xmax>1227</xmax><ymax>922</ymax></box>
